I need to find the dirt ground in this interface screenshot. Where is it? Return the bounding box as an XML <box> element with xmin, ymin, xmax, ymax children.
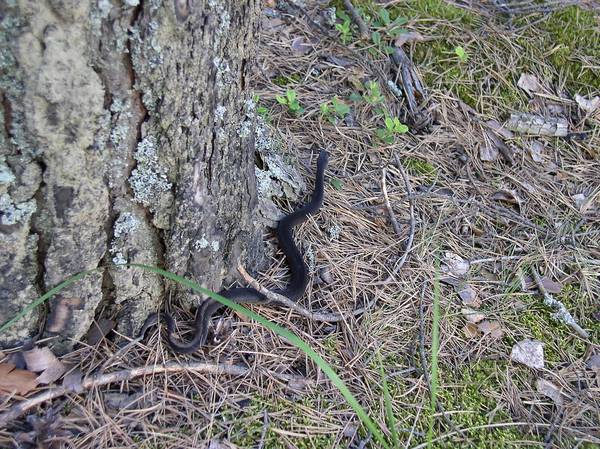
<box><xmin>1</xmin><ymin>1</ymin><xmax>599</xmax><ymax>448</ymax></box>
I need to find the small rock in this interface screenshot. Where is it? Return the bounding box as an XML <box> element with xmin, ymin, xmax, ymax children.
<box><xmin>510</xmin><ymin>339</ymin><xmax>544</xmax><ymax>369</ymax></box>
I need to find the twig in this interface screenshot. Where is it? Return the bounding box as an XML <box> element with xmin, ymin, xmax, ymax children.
<box><xmin>382</xmin><ymin>167</ymin><xmax>402</xmax><ymax>236</ymax></box>
<box><xmin>531</xmin><ymin>268</ymin><xmax>589</xmax><ymax>339</ymax></box>
<box><xmin>0</xmin><ymin>361</ymin><xmax>307</xmax><ymax>427</ymax></box>
<box><xmin>237</xmin><ymin>265</ymin><xmax>374</xmax><ymax>322</ymax></box>
<box><xmin>342</xmin><ymin>0</ymin><xmax>369</xmax><ymax>39</ymax></box>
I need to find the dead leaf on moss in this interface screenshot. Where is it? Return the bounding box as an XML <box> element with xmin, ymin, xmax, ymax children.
<box><xmin>521</xmin><ymin>275</ymin><xmax>562</xmax><ymax>294</ymax></box>
<box><xmin>511</xmin><ymin>339</ymin><xmax>544</xmax><ymax>369</ymax></box>
<box><xmin>477</xmin><ymin>320</ymin><xmax>504</xmax><ymax>339</ymax></box>
<box><xmin>517</xmin><ymin>73</ymin><xmax>542</xmax><ymax>95</ymax></box>
<box><xmin>0</xmin><ymin>362</ymin><xmax>39</xmax><ymax>395</ymax></box>
<box><xmin>536</xmin><ymin>378</ymin><xmax>564</xmax><ymax>406</ymax></box>
<box><xmin>23</xmin><ymin>347</ymin><xmax>66</xmax><ymax>385</ymax></box>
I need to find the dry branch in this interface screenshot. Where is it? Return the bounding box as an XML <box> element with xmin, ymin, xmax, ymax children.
<box><xmin>0</xmin><ymin>361</ymin><xmax>307</xmax><ymax>427</ymax></box>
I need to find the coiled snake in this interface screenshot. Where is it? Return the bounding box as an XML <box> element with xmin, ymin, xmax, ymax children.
<box><xmin>140</xmin><ymin>150</ymin><xmax>329</xmax><ymax>353</ymax></box>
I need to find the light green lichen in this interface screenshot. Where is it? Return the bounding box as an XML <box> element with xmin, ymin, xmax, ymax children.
<box><xmin>129</xmin><ymin>136</ymin><xmax>172</xmax><ymax>210</ymax></box>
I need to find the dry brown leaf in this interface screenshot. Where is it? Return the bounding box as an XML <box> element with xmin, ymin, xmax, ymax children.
<box><xmin>521</xmin><ymin>275</ymin><xmax>563</xmax><ymax>294</ymax></box>
<box><xmin>0</xmin><ymin>362</ymin><xmax>39</xmax><ymax>395</ymax></box>
<box><xmin>586</xmin><ymin>354</ymin><xmax>600</xmax><ymax>372</ymax></box>
<box><xmin>462</xmin><ymin>308</ymin><xmax>486</xmax><ymax>323</ymax></box>
<box><xmin>575</xmin><ymin>94</ymin><xmax>600</xmax><ymax>114</ymax></box>
<box><xmin>477</xmin><ymin>320</ymin><xmax>504</xmax><ymax>339</ymax></box>
<box><xmin>511</xmin><ymin>339</ymin><xmax>544</xmax><ymax>369</ymax></box>
<box><xmin>529</xmin><ymin>140</ymin><xmax>545</xmax><ymax>163</ymax></box>
<box><xmin>463</xmin><ymin>322</ymin><xmax>480</xmax><ymax>338</ymax></box>
<box><xmin>517</xmin><ymin>73</ymin><xmax>542</xmax><ymax>95</ymax></box>
<box><xmin>62</xmin><ymin>367</ymin><xmax>83</xmax><ymax>392</ymax></box>
<box><xmin>291</xmin><ymin>37</ymin><xmax>315</xmax><ymax>55</ymax></box>
<box><xmin>394</xmin><ymin>31</ymin><xmax>425</xmax><ymax>47</ymax></box>
<box><xmin>457</xmin><ymin>284</ymin><xmax>480</xmax><ymax>308</ymax></box>
<box><xmin>441</xmin><ymin>252</ymin><xmax>470</xmax><ymax>276</ymax></box>
<box><xmin>536</xmin><ymin>378</ymin><xmax>564</xmax><ymax>406</ymax></box>
<box><xmin>491</xmin><ymin>190</ymin><xmax>522</xmax><ymax>208</ymax></box>
<box><xmin>23</xmin><ymin>347</ymin><xmax>66</xmax><ymax>385</ymax></box>
<box><xmin>485</xmin><ymin>119</ymin><xmax>514</xmax><ymax>139</ymax></box>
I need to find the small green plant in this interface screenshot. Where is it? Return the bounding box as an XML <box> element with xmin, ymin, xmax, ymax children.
<box><xmin>377</xmin><ymin>116</ymin><xmax>409</xmax><ymax>143</ymax></box>
<box><xmin>335</xmin><ymin>10</ymin><xmax>353</xmax><ymax>44</ymax></box>
<box><xmin>454</xmin><ymin>45</ymin><xmax>468</xmax><ymax>62</ymax></box>
<box><xmin>363</xmin><ymin>80</ymin><xmax>385</xmax><ymax>105</ymax></box>
<box><xmin>253</xmin><ymin>94</ymin><xmax>271</xmax><ymax>123</ymax></box>
<box><xmin>319</xmin><ymin>96</ymin><xmax>351</xmax><ymax>124</ymax></box>
<box><xmin>276</xmin><ymin>89</ymin><xmax>304</xmax><ymax>115</ymax></box>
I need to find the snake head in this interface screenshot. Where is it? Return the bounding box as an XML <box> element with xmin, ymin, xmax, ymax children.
<box><xmin>317</xmin><ymin>149</ymin><xmax>329</xmax><ymax>167</ymax></box>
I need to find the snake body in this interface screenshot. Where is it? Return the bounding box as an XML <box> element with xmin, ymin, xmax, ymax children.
<box><xmin>140</xmin><ymin>150</ymin><xmax>328</xmax><ymax>353</ymax></box>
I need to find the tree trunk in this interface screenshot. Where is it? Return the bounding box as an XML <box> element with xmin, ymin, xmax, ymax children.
<box><xmin>0</xmin><ymin>0</ymin><xmax>262</xmax><ymax>353</ymax></box>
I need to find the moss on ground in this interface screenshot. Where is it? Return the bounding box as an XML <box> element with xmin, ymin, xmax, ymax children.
<box><xmin>223</xmin><ymin>395</ymin><xmax>338</xmax><ymax>448</ymax></box>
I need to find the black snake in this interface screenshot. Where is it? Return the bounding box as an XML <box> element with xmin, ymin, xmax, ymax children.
<box><xmin>140</xmin><ymin>150</ymin><xmax>329</xmax><ymax>353</ymax></box>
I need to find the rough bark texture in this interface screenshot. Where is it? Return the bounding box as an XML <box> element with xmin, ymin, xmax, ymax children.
<box><xmin>0</xmin><ymin>0</ymin><xmax>261</xmax><ymax>353</ymax></box>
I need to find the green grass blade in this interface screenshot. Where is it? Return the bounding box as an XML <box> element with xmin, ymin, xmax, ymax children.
<box><xmin>1</xmin><ymin>263</ymin><xmax>390</xmax><ymax>449</ymax></box>
<box><xmin>378</xmin><ymin>351</ymin><xmax>398</xmax><ymax>448</ymax></box>
<box><xmin>426</xmin><ymin>262</ymin><xmax>442</xmax><ymax>447</ymax></box>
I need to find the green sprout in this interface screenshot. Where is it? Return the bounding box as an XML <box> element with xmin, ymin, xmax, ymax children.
<box><xmin>275</xmin><ymin>89</ymin><xmax>304</xmax><ymax>115</ymax></box>
<box><xmin>454</xmin><ymin>45</ymin><xmax>468</xmax><ymax>62</ymax></box>
<box><xmin>320</xmin><ymin>96</ymin><xmax>351</xmax><ymax>124</ymax></box>
<box><xmin>377</xmin><ymin>116</ymin><xmax>409</xmax><ymax>143</ymax></box>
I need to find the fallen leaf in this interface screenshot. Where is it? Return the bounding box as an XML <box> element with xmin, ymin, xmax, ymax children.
<box><xmin>394</xmin><ymin>31</ymin><xmax>425</xmax><ymax>47</ymax></box>
<box><xmin>477</xmin><ymin>320</ymin><xmax>504</xmax><ymax>339</ymax></box>
<box><xmin>521</xmin><ymin>275</ymin><xmax>563</xmax><ymax>294</ymax></box>
<box><xmin>462</xmin><ymin>308</ymin><xmax>486</xmax><ymax>323</ymax></box>
<box><xmin>529</xmin><ymin>141</ymin><xmax>545</xmax><ymax>163</ymax></box>
<box><xmin>586</xmin><ymin>354</ymin><xmax>600</xmax><ymax>372</ymax></box>
<box><xmin>536</xmin><ymin>378</ymin><xmax>564</xmax><ymax>406</ymax></box>
<box><xmin>463</xmin><ymin>322</ymin><xmax>480</xmax><ymax>338</ymax></box>
<box><xmin>23</xmin><ymin>347</ymin><xmax>66</xmax><ymax>385</ymax></box>
<box><xmin>491</xmin><ymin>190</ymin><xmax>522</xmax><ymax>208</ymax></box>
<box><xmin>575</xmin><ymin>94</ymin><xmax>600</xmax><ymax>114</ymax></box>
<box><xmin>291</xmin><ymin>37</ymin><xmax>315</xmax><ymax>55</ymax></box>
<box><xmin>441</xmin><ymin>252</ymin><xmax>470</xmax><ymax>276</ymax></box>
<box><xmin>0</xmin><ymin>362</ymin><xmax>39</xmax><ymax>395</ymax></box>
<box><xmin>62</xmin><ymin>367</ymin><xmax>83</xmax><ymax>392</ymax></box>
<box><xmin>511</xmin><ymin>339</ymin><xmax>544</xmax><ymax>369</ymax></box>
<box><xmin>457</xmin><ymin>284</ymin><xmax>480</xmax><ymax>308</ymax></box>
<box><xmin>485</xmin><ymin>119</ymin><xmax>514</xmax><ymax>139</ymax></box>
<box><xmin>480</xmin><ymin>139</ymin><xmax>499</xmax><ymax>162</ymax></box>
<box><xmin>517</xmin><ymin>73</ymin><xmax>542</xmax><ymax>95</ymax></box>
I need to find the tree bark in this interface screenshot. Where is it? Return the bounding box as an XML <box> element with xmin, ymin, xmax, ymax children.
<box><xmin>0</xmin><ymin>0</ymin><xmax>261</xmax><ymax>353</ymax></box>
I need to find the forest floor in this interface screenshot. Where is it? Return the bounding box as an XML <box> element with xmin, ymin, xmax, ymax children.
<box><xmin>2</xmin><ymin>1</ymin><xmax>599</xmax><ymax>448</ymax></box>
